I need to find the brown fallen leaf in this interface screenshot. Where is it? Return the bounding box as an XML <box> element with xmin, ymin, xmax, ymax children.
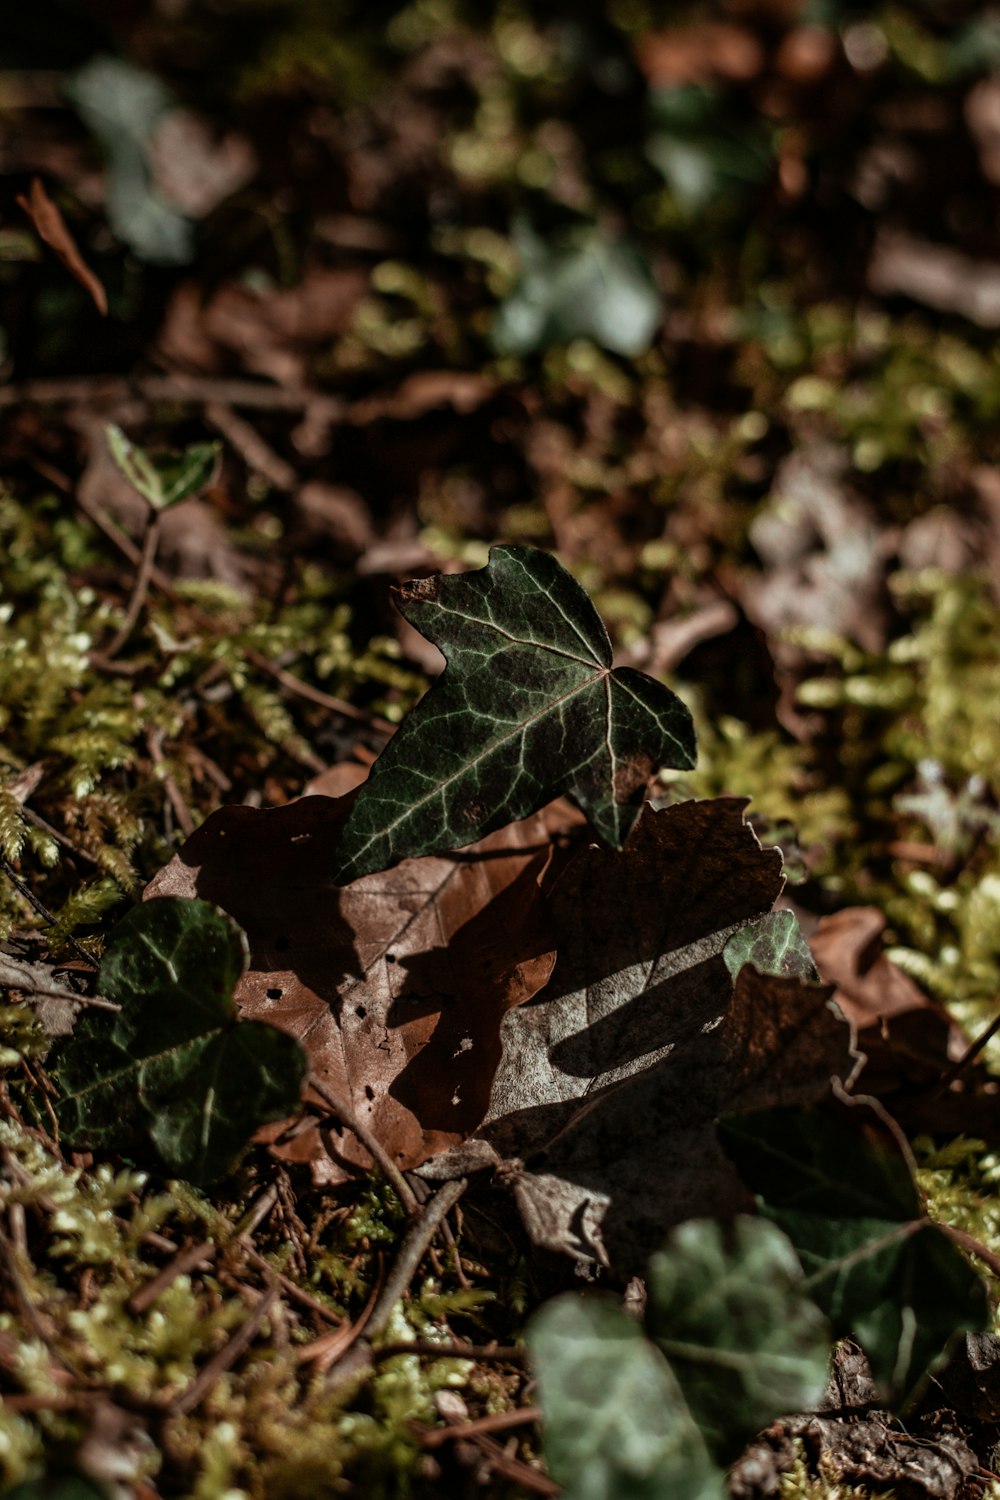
<box><xmin>17</xmin><ymin>177</ymin><xmax>108</xmax><ymax>316</ymax></box>
<box><xmin>145</xmin><ymin>791</ymin><xmax>555</xmax><ymax>1182</ymax></box>
<box><xmin>422</xmin><ymin>799</ymin><xmax>853</xmax><ymax>1273</ymax></box>
<box><xmin>809</xmin><ymin>906</ymin><xmax>999</xmax><ymax>1136</ymax></box>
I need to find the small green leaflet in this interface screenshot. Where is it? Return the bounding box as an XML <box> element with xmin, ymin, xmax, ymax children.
<box><xmin>57</xmin><ymin>899</ymin><xmax>306</xmax><ymax>1184</ymax></box>
<box><xmin>106</xmin><ymin>423</ymin><xmax>220</xmax><ymax>511</ymax></box>
<box><xmin>718</xmin><ymin>1107</ymin><xmax>989</xmax><ymax>1404</ymax></box>
<box><xmin>332</xmin><ymin>545</ymin><xmax>696</xmax><ymax>882</ymax></box>
<box><xmin>529</xmin><ymin>1295</ymin><xmax>723</xmax><ymax>1500</ymax></box>
<box><xmin>646</xmin><ymin>1217</ymin><xmax>831</xmax><ymax>1464</ymax></box>
<box><xmin>723</xmin><ymin>911</ymin><xmax>819</xmax><ymax>982</ymax></box>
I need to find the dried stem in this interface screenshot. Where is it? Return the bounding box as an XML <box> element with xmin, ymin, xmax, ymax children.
<box><xmin>308</xmin><ymin>1073</ymin><xmax>420</xmax><ymax>1217</ymax></box>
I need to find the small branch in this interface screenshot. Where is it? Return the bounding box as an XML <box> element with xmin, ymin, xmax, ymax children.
<box><xmin>363</xmin><ymin>1177</ymin><xmax>469</xmax><ymax>1345</ymax></box>
<box><xmin>0</xmin><ymin>953</ymin><xmax>118</xmax><ymax>1010</ymax></box>
<box><xmin>0</xmin><ymin>373</ymin><xmax>345</xmax><ymax>418</ymax></box>
<box><xmin>309</xmin><ymin>1074</ymin><xmax>420</xmax><ymax>1218</ymax></box>
<box><xmin>420</xmin><ymin>1405</ymin><xmax>542</xmax><ymax>1448</ymax></box>
<box><xmin>169</xmin><ymin>1279</ymin><xmax>280</xmax><ymax>1416</ymax></box>
<box><xmin>0</xmin><ymin>857</ymin><xmax>97</xmax><ymax>969</ymax></box>
<box><xmin>94</xmin><ymin>509</ymin><xmax>161</xmax><ymax>663</ymax></box>
<box><xmin>146</xmin><ymin>728</ymin><xmax>195</xmax><ymax>838</ymax></box>
<box><xmin>373</xmin><ymin>1339</ymin><xmax>525</xmax><ymax>1365</ymax></box>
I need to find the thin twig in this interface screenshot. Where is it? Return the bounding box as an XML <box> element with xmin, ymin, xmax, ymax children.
<box><xmin>0</xmin><ymin>954</ymin><xmax>118</xmax><ymax>1010</ymax></box>
<box><xmin>169</xmin><ymin>1279</ymin><xmax>281</xmax><ymax>1416</ymax></box>
<box><xmin>421</xmin><ymin>1405</ymin><xmax>542</xmax><ymax>1447</ymax></box>
<box><xmin>205</xmin><ymin>402</ymin><xmax>297</xmax><ymax>491</ymax></box>
<box><xmin>94</xmin><ymin>510</ymin><xmax>161</xmax><ymax>662</ymax></box>
<box><xmin>146</xmin><ymin>728</ymin><xmax>195</xmax><ymax>837</ymax></box>
<box><xmin>0</xmin><ymin>373</ymin><xmax>345</xmax><ymax>417</ymax></box>
<box><xmin>363</xmin><ymin>1178</ymin><xmax>469</xmax><ymax>1345</ymax></box>
<box><xmin>0</xmin><ymin>856</ymin><xmax>97</xmax><ymax>969</ymax></box>
<box><xmin>933</xmin><ymin>1009</ymin><xmax>1000</xmax><ymax>1094</ymax></box>
<box><xmin>309</xmin><ymin>1074</ymin><xmax>420</xmax><ymax>1217</ymax></box>
<box><xmin>373</xmin><ymin>1339</ymin><xmax>525</xmax><ymax>1365</ymax></box>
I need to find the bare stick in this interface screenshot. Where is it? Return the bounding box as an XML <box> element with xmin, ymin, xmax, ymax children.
<box><xmin>421</xmin><ymin>1405</ymin><xmax>542</xmax><ymax>1447</ymax></box>
<box><xmin>95</xmin><ymin>510</ymin><xmax>161</xmax><ymax>662</ymax></box>
<box><xmin>309</xmin><ymin>1074</ymin><xmax>420</xmax><ymax>1218</ymax></box>
<box><xmin>0</xmin><ymin>856</ymin><xmax>97</xmax><ymax>969</ymax></box>
<box><xmin>169</xmin><ymin>1279</ymin><xmax>280</xmax><ymax>1416</ymax></box>
<box><xmin>362</xmin><ymin>1177</ymin><xmax>468</xmax><ymax>1345</ymax></box>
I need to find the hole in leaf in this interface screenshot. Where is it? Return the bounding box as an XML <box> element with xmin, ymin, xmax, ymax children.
<box><xmin>355</xmin><ymin>1005</ymin><xmax>367</xmax><ymax>1017</ymax></box>
<box><xmin>266</xmin><ymin>988</ymin><xmax>282</xmax><ymax>1000</ymax></box>
<box><xmin>364</xmin><ymin>1085</ymin><xmax>375</xmax><ymax>1101</ymax></box>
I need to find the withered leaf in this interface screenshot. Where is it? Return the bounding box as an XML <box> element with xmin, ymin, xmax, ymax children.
<box><xmin>17</xmin><ymin>177</ymin><xmax>108</xmax><ymax>316</ymax></box>
<box><xmin>145</xmin><ymin>791</ymin><xmax>555</xmax><ymax>1181</ymax></box>
<box><xmin>422</xmin><ymin>799</ymin><xmax>854</xmax><ymax>1274</ymax></box>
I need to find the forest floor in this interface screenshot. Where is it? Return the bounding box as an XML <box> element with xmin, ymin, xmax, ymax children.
<box><xmin>1</xmin><ymin>1</ymin><xmax>1000</xmax><ymax>1496</ymax></box>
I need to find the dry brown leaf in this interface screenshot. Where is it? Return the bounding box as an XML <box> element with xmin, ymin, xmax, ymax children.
<box><xmin>868</xmin><ymin>232</ymin><xmax>1000</xmax><ymax>327</ymax></box>
<box><xmin>144</xmin><ymin>791</ymin><xmax>555</xmax><ymax>1182</ymax></box>
<box><xmin>422</xmin><ymin>799</ymin><xmax>853</xmax><ymax>1273</ymax></box>
<box><xmin>635</xmin><ymin>23</ymin><xmax>765</xmax><ymax>87</ymax></box>
<box><xmin>17</xmin><ymin>177</ymin><xmax>108</xmax><ymax>316</ymax></box>
<box><xmin>808</xmin><ymin>906</ymin><xmax>1000</xmax><ymax>1137</ymax></box>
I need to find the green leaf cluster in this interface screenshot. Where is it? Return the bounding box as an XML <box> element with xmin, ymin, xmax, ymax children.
<box><xmin>57</xmin><ymin>899</ymin><xmax>306</xmax><ymax>1183</ymax></box>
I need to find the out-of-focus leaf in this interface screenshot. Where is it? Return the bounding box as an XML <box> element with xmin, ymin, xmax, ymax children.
<box><xmin>718</xmin><ymin>1106</ymin><xmax>989</xmax><ymax>1404</ymax></box>
<box><xmin>492</xmin><ymin>221</ymin><xmax>663</xmax><ymax>357</ymax></box>
<box><xmin>529</xmin><ymin>1295</ymin><xmax>724</xmax><ymax>1500</ymax></box>
<box><xmin>105</xmin><ymin>424</ymin><xmax>220</xmax><ymax>511</ymax></box>
<box><xmin>723</xmin><ymin>910</ymin><xmax>819</xmax><ymax>981</ymax></box>
<box><xmin>57</xmin><ymin>899</ymin><xmax>306</xmax><ymax>1183</ymax></box>
<box><xmin>144</xmin><ymin>791</ymin><xmax>555</xmax><ymax>1183</ymax></box>
<box><xmin>646</xmin><ymin>1216</ymin><xmax>831</xmax><ymax>1462</ymax></box>
<box><xmin>66</xmin><ymin>55</ymin><xmax>193</xmax><ymax>265</ymax></box>
<box><xmin>331</xmin><ymin>545</ymin><xmax>696</xmax><ymax>882</ymax></box>
<box><xmin>16</xmin><ymin>177</ymin><xmax>107</xmax><ymax>314</ymax></box>
<box><xmin>647</xmin><ymin>85</ymin><xmax>773</xmax><ymax>216</ymax></box>
<box><xmin>5</xmin><ymin>1477</ymin><xmax>108</xmax><ymax>1500</ymax></box>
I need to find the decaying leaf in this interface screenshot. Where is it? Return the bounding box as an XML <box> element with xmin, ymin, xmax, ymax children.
<box><xmin>145</xmin><ymin>792</ymin><xmax>556</xmax><ymax>1181</ymax></box>
<box><xmin>332</xmin><ymin>545</ymin><xmax>697</xmax><ymax>882</ymax></box>
<box><xmin>17</xmin><ymin>176</ymin><xmax>108</xmax><ymax>316</ymax></box>
<box><xmin>422</xmin><ymin>798</ymin><xmax>853</xmax><ymax>1273</ymax></box>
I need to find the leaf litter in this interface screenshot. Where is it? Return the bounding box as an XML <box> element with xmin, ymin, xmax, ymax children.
<box><xmin>146</xmin><ymin>784</ymin><xmax>854</xmax><ymax>1273</ymax></box>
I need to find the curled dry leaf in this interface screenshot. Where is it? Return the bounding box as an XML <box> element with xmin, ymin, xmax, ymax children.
<box><xmin>422</xmin><ymin>798</ymin><xmax>854</xmax><ymax>1274</ymax></box>
<box><xmin>17</xmin><ymin>176</ymin><xmax>108</xmax><ymax>316</ymax></box>
<box><xmin>809</xmin><ymin>906</ymin><xmax>998</xmax><ymax>1137</ymax></box>
<box><xmin>145</xmin><ymin>791</ymin><xmax>555</xmax><ymax>1182</ymax></box>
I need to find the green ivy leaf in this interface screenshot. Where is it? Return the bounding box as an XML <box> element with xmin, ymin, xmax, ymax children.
<box><xmin>723</xmin><ymin>911</ymin><xmax>819</xmax><ymax>982</ymax></box>
<box><xmin>57</xmin><ymin>899</ymin><xmax>306</xmax><ymax>1184</ymax></box>
<box><xmin>718</xmin><ymin>1108</ymin><xmax>989</xmax><ymax>1404</ymax></box>
<box><xmin>646</xmin><ymin>1216</ymin><xmax>831</xmax><ymax>1463</ymax></box>
<box><xmin>105</xmin><ymin>423</ymin><xmax>220</xmax><ymax>511</ymax></box>
<box><xmin>529</xmin><ymin>1295</ymin><xmax>724</xmax><ymax>1500</ymax></box>
<box><xmin>332</xmin><ymin>545</ymin><xmax>696</xmax><ymax>881</ymax></box>
<box><xmin>492</xmin><ymin>220</ymin><xmax>663</xmax><ymax>357</ymax></box>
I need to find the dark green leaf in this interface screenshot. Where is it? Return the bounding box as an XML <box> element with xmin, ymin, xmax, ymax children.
<box><xmin>332</xmin><ymin>545</ymin><xmax>696</xmax><ymax>881</ymax></box>
<box><xmin>529</xmin><ymin>1295</ymin><xmax>724</xmax><ymax>1500</ymax></box>
<box><xmin>492</xmin><ymin>220</ymin><xmax>663</xmax><ymax>357</ymax></box>
<box><xmin>718</xmin><ymin>1108</ymin><xmax>989</xmax><ymax>1403</ymax></box>
<box><xmin>6</xmin><ymin>1477</ymin><xmax>108</xmax><ymax>1500</ymax></box>
<box><xmin>58</xmin><ymin>899</ymin><xmax>306</xmax><ymax>1183</ymax></box>
<box><xmin>723</xmin><ymin>911</ymin><xmax>819</xmax><ymax>982</ymax></box>
<box><xmin>105</xmin><ymin>424</ymin><xmax>220</xmax><ymax>511</ymax></box>
<box><xmin>646</xmin><ymin>1216</ymin><xmax>831</xmax><ymax>1463</ymax></box>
